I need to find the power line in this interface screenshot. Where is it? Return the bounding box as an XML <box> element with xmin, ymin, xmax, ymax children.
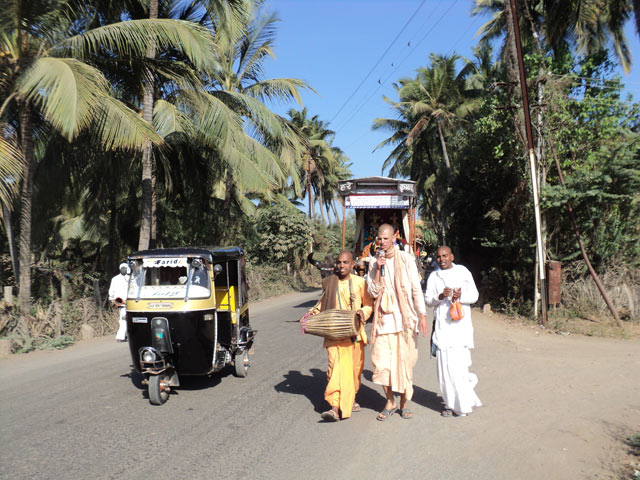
<box><xmin>328</xmin><ymin>0</ymin><xmax>427</xmax><ymax>125</ymax></box>
<box><xmin>335</xmin><ymin>0</ymin><xmax>460</xmax><ymax>134</ymax></box>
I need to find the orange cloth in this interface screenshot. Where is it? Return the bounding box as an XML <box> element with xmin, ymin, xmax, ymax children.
<box><xmin>325</xmin><ymin>338</ymin><xmax>365</xmax><ymax>418</ymax></box>
<box><xmin>310</xmin><ymin>274</ymin><xmax>373</xmax><ymax>417</ymax></box>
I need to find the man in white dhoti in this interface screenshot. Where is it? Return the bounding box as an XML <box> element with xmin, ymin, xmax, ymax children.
<box><xmin>109</xmin><ymin>263</ymin><xmax>130</xmax><ymax>341</ymax></box>
<box><xmin>423</xmin><ymin>246</ymin><xmax>482</xmax><ymax>417</ymax></box>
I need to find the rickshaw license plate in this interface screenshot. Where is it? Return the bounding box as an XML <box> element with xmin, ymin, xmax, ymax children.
<box><xmin>147</xmin><ymin>302</ymin><xmax>173</xmax><ymax>309</ymax></box>
<box><xmin>132</xmin><ymin>317</ymin><xmax>148</xmax><ymax>323</ymax></box>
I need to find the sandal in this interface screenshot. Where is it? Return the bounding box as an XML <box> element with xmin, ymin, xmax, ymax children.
<box><xmin>352</xmin><ymin>402</ymin><xmax>361</xmax><ymax>413</ymax></box>
<box><xmin>376</xmin><ymin>407</ymin><xmax>397</xmax><ymax>421</ymax></box>
<box><xmin>441</xmin><ymin>408</ymin><xmax>453</xmax><ymax>418</ymax></box>
<box><xmin>399</xmin><ymin>408</ymin><xmax>413</xmax><ymax>419</ymax></box>
<box><xmin>321</xmin><ymin>410</ymin><xmax>340</xmax><ymax>422</ymax></box>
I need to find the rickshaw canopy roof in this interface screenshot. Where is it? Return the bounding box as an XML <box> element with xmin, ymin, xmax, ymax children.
<box><xmin>337</xmin><ymin>176</ymin><xmax>417</xmax><ymax>197</ymax></box>
<box><xmin>128</xmin><ymin>246</ymin><xmax>244</xmax><ymax>263</ymax></box>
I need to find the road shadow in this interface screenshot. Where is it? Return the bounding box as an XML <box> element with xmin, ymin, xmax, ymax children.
<box><xmin>121</xmin><ymin>368</ymin><xmax>145</xmax><ymax>390</ymax></box>
<box><xmin>362</xmin><ymin>369</ymin><xmax>442</xmax><ymax>413</ymax></box>
<box><xmin>274</xmin><ymin>368</ymin><xmax>386</xmax><ymax>414</ymax></box>
<box><xmin>121</xmin><ymin>366</ymin><xmax>227</xmax><ymax>401</ymax></box>
<box><xmin>410</xmin><ymin>385</ymin><xmax>443</xmax><ymax>413</ymax></box>
<box><xmin>293</xmin><ymin>299</ymin><xmax>319</xmax><ymax>309</ymax></box>
<box><xmin>274</xmin><ymin>369</ymin><xmax>327</xmax><ymax>412</ymax></box>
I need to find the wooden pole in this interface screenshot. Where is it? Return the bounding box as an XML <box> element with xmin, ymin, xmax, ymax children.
<box><xmin>509</xmin><ymin>0</ymin><xmax>548</xmax><ymax>324</ymax></box>
<box><xmin>341</xmin><ymin>200</ymin><xmax>346</xmax><ymax>250</ymax></box>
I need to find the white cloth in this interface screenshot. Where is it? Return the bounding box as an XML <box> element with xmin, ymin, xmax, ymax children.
<box><xmin>368</xmin><ymin>250</ymin><xmax>426</xmax><ymax>335</ymax></box>
<box><xmin>109</xmin><ymin>273</ymin><xmax>129</xmax><ymax>341</ymax></box>
<box><xmin>436</xmin><ymin>347</ymin><xmax>482</xmax><ymax>415</ymax></box>
<box><xmin>108</xmin><ymin>273</ymin><xmax>129</xmax><ymax>303</ymax></box>
<box><xmin>426</xmin><ymin>263</ymin><xmax>481</xmax><ymax>415</ymax></box>
<box><xmin>375</xmin><ymin>257</ymin><xmax>403</xmax><ymax>334</ymax></box>
<box><xmin>425</xmin><ymin>263</ymin><xmax>478</xmax><ymax>349</ymax></box>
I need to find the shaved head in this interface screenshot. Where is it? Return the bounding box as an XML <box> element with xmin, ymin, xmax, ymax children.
<box><xmin>336</xmin><ymin>250</ymin><xmax>355</xmax><ymax>279</ymax></box>
<box><xmin>337</xmin><ymin>250</ymin><xmax>353</xmax><ymax>261</ymax></box>
<box><xmin>378</xmin><ymin>223</ymin><xmax>395</xmax><ymax>235</ymax></box>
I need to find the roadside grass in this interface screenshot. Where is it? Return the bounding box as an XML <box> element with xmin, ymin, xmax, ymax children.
<box><xmin>625</xmin><ymin>433</ymin><xmax>640</xmax><ymax>479</ymax></box>
<box><xmin>500</xmin><ymin>263</ymin><xmax>640</xmax><ymax>339</ymax></box>
<box><xmin>246</xmin><ymin>263</ymin><xmax>319</xmax><ymax>302</ymax></box>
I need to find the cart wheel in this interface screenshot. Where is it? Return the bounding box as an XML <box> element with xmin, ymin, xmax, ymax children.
<box><xmin>234</xmin><ymin>350</ymin><xmax>249</xmax><ymax>378</ymax></box>
<box><xmin>149</xmin><ymin>373</ymin><xmax>170</xmax><ymax>405</ymax></box>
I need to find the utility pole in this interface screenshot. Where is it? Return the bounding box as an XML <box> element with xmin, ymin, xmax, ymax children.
<box><xmin>508</xmin><ymin>0</ymin><xmax>548</xmax><ymax>325</ymax></box>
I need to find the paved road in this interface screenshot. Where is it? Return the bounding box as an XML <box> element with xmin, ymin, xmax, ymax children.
<box><xmin>2</xmin><ymin>290</ymin><xmax>639</xmax><ymax>480</ymax></box>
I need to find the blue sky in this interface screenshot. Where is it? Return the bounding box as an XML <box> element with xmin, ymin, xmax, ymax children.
<box><xmin>263</xmin><ymin>0</ymin><xmax>640</xmax><ymax>180</ymax></box>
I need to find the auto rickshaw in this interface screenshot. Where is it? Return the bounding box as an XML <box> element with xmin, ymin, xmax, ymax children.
<box><xmin>125</xmin><ymin>246</ymin><xmax>255</xmax><ymax>405</ymax></box>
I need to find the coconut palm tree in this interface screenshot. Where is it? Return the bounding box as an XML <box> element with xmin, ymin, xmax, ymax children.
<box><xmin>286</xmin><ymin>108</ymin><xmax>338</xmax><ymax>221</ymax></box>
<box><xmin>400</xmin><ymin>54</ymin><xmax>477</xmax><ymax>171</ymax></box>
<box><xmin>374</xmin><ymin>54</ymin><xmax>476</xmax><ymax>173</ymax></box>
<box><xmin>0</xmin><ymin>0</ymin><xmax>216</xmax><ymax>320</ymax></box>
<box><xmin>202</xmin><ymin>9</ymin><xmax>312</xmax><ymax>211</ymax></box>
<box><xmin>474</xmin><ymin>0</ymin><xmax>637</xmax><ymax>74</ymax></box>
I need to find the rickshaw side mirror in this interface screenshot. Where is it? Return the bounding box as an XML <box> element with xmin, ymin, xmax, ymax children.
<box><xmin>213</xmin><ymin>264</ymin><xmax>223</xmax><ymax>277</ymax></box>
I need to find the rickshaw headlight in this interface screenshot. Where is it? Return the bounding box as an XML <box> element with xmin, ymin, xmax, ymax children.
<box><xmin>141</xmin><ymin>349</ymin><xmax>156</xmax><ymax>363</ymax></box>
<box><xmin>203</xmin><ymin>314</ymin><xmax>214</xmax><ymax>321</ymax></box>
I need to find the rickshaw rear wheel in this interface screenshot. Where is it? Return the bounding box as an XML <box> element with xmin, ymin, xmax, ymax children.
<box><xmin>149</xmin><ymin>372</ymin><xmax>171</xmax><ymax>405</ymax></box>
<box><xmin>234</xmin><ymin>349</ymin><xmax>249</xmax><ymax>378</ymax></box>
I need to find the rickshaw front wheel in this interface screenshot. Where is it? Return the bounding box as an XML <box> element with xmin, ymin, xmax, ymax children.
<box><xmin>148</xmin><ymin>372</ymin><xmax>171</xmax><ymax>405</ymax></box>
<box><xmin>234</xmin><ymin>350</ymin><xmax>249</xmax><ymax>378</ymax></box>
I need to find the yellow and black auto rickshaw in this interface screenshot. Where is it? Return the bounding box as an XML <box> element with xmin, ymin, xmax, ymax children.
<box><xmin>125</xmin><ymin>247</ymin><xmax>255</xmax><ymax>405</ymax></box>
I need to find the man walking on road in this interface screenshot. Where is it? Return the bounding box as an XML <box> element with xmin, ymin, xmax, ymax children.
<box><xmin>306</xmin><ymin>251</ymin><xmax>373</xmax><ymax>421</ymax></box>
<box><xmin>424</xmin><ymin>246</ymin><xmax>482</xmax><ymax>417</ymax></box>
<box><xmin>109</xmin><ymin>262</ymin><xmax>130</xmax><ymax>342</ymax></box>
<box><xmin>368</xmin><ymin>224</ymin><xmax>428</xmax><ymax>420</ymax></box>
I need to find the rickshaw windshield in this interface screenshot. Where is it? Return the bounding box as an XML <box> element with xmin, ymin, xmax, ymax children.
<box><xmin>128</xmin><ymin>257</ymin><xmax>210</xmax><ymax>300</ymax></box>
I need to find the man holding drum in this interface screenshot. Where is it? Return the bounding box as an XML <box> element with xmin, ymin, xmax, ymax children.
<box><xmin>306</xmin><ymin>251</ymin><xmax>373</xmax><ymax>422</ymax></box>
<box><xmin>368</xmin><ymin>224</ymin><xmax>428</xmax><ymax>420</ymax></box>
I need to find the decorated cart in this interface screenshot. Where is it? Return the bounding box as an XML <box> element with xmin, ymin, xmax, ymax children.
<box><xmin>337</xmin><ymin>176</ymin><xmax>419</xmax><ymax>256</ymax></box>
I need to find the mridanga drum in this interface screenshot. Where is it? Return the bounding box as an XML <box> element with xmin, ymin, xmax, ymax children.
<box><xmin>301</xmin><ymin>309</ymin><xmax>358</xmax><ymax>340</ymax></box>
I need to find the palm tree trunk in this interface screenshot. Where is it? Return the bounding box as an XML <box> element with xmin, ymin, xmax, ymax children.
<box><xmin>107</xmin><ymin>179</ymin><xmax>117</xmax><ymax>274</ymax></box>
<box><xmin>318</xmin><ymin>188</ymin><xmax>326</xmax><ymax>225</ymax></box>
<box><xmin>2</xmin><ymin>203</ymin><xmax>19</xmax><ymax>285</ymax></box>
<box><xmin>331</xmin><ymin>200</ymin><xmax>340</xmax><ymax>225</ymax></box>
<box><xmin>17</xmin><ymin>102</ymin><xmax>35</xmax><ymax>329</ymax></box>
<box><xmin>436</xmin><ymin>121</ymin><xmax>451</xmax><ymax>170</ymax></box>
<box><xmin>150</xmin><ymin>161</ymin><xmax>157</xmax><ymax>248</ymax></box>
<box><xmin>305</xmin><ymin>156</ymin><xmax>314</xmax><ymax>220</ymax></box>
<box><xmin>138</xmin><ymin>0</ymin><xmax>158</xmax><ymax>251</ymax></box>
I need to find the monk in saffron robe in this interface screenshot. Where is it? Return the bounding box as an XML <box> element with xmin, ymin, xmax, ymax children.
<box><xmin>307</xmin><ymin>251</ymin><xmax>373</xmax><ymax>421</ymax></box>
<box><xmin>368</xmin><ymin>224</ymin><xmax>429</xmax><ymax>420</ymax></box>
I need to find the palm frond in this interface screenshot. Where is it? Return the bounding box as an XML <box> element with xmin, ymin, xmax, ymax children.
<box><xmin>60</xmin><ymin>19</ymin><xmax>217</xmax><ymax>71</ymax></box>
<box><xmin>93</xmin><ymin>95</ymin><xmax>163</xmax><ymax>150</ymax></box>
<box><xmin>16</xmin><ymin>57</ymin><xmax>107</xmax><ymax>140</ymax></box>
<box><xmin>0</xmin><ymin>132</ymin><xmax>23</xmax><ymax>207</ymax></box>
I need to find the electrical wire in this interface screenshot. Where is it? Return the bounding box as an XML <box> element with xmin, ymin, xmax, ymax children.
<box><xmin>334</xmin><ymin>0</ymin><xmax>460</xmax><ymax>134</ymax></box>
<box><xmin>328</xmin><ymin>0</ymin><xmax>428</xmax><ymax>125</ymax></box>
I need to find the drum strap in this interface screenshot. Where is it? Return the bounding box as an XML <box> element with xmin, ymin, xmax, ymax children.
<box><xmin>336</xmin><ymin>277</ymin><xmax>355</xmax><ymax>311</ymax></box>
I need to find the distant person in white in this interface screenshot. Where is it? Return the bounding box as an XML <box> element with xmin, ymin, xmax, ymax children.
<box><xmin>425</xmin><ymin>246</ymin><xmax>482</xmax><ymax>417</ymax></box>
<box><xmin>109</xmin><ymin>263</ymin><xmax>130</xmax><ymax>341</ymax></box>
